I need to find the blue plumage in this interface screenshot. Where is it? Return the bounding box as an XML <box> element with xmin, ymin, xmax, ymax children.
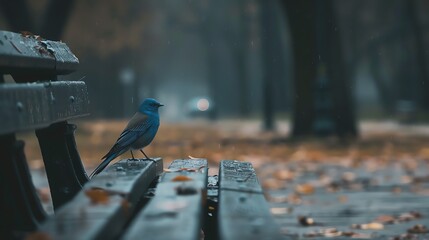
<box><xmin>89</xmin><ymin>98</ymin><xmax>163</xmax><ymax>178</ymax></box>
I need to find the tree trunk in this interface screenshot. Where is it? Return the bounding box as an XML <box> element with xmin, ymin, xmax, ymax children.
<box><xmin>0</xmin><ymin>0</ymin><xmax>75</xmax><ymax>41</ymax></box>
<box><xmin>237</xmin><ymin>2</ymin><xmax>250</xmax><ymax>117</ymax></box>
<box><xmin>322</xmin><ymin>0</ymin><xmax>357</xmax><ymax>137</ymax></box>
<box><xmin>39</xmin><ymin>0</ymin><xmax>75</xmax><ymax>40</ymax></box>
<box><xmin>405</xmin><ymin>0</ymin><xmax>429</xmax><ymax>110</ymax></box>
<box><xmin>283</xmin><ymin>0</ymin><xmax>357</xmax><ymax>137</ymax></box>
<box><xmin>283</xmin><ymin>0</ymin><xmax>317</xmax><ymax>136</ymax></box>
<box><xmin>0</xmin><ymin>0</ymin><xmax>34</xmax><ymax>32</ymax></box>
<box><xmin>260</xmin><ymin>0</ymin><xmax>278</xmax><ymax>130</ymax></box>
<box><xmin>368</xmin><ymin>46</ymin><xmax>395</xmax><ymax>113</ymax></box>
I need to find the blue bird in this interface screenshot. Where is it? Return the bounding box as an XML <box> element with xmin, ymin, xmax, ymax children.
<box><xmin>90</xmin><ymin>98</ymin><xmax>163</xmax><ymax>178</ymax></box>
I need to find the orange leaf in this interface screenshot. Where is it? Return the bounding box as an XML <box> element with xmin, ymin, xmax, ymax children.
<box><xmin>338</xmin><ymin>195</ymin><xmax>348</xmax><ymax>203</ymax></box>
<box><xmin>85</xmin><ymin>188</ymin><xmax>110</xmax><ymax>204</ymax></box>
<box><xmin>37</xmin><ymin>188</ymin><xmax>51</xmax><ymax>203</ymax></box>
<box><xmin>374</xmin><ymin>215</ymin><xmax>395</xmax><ymax>224</ymax></box>
<box><xmin>25</xmin><ymin>232</ymin><xmax>52</xmax><ymax>240</ymax></box>
<box><xmin>171</xmin><ymin>175</ymin><xmax>193</xmax><ymax>182</ymax></box>
<box><xmin>273</xmin><ymin>169</ymin><xmax>294</xmax><ymax>181</ymax></box>
<box><xmin>295</xmin><ymin>184</ymin><xmax>315</xmax><ymax>195</ymax></box>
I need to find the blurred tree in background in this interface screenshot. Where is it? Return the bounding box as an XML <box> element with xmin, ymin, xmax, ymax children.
<box><xmin>1</xmin><ymin>0</ymin><xmax>429</xmax><ymax>139</ymax></box>
<box><xmin>283</xmin><ymin>0</ymin><xmax>357</xmax><ymax>137</ymax></box>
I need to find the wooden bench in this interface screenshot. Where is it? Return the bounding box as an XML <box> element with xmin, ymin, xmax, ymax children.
<box><xmin>0</xmin><ymin>30</ymin><xmax>283</xmax><ymax>240</ymax></box>
<box><xmin>0</xmin><ymin>30</ymin><xmax>89</xmax><ymax>239</ymax></box>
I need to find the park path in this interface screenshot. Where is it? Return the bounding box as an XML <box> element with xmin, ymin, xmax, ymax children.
<box><xmin>258</xmin><ymin>158</ymin><xmax>429</xmax><ymax>239</ymax></box>
<box><xmin>27</xmin><ymin>120</ymin><xmax>429</xmax><ymax>239</ymax></box>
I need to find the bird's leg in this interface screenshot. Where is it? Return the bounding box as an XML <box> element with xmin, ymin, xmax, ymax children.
<box><xmin>129</xmin><ymin>150</ymin><xmax>138</xmax><ymax>161</ymax></box>
<box><xmin>140</xmin><ymin>149</ymin><xmax>156</xmax><ymax>163</ymax></box>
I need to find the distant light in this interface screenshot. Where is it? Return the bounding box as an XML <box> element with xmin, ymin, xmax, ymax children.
<box><xmin>197</xmin><ymin>98</ymin><xmax>210</xmax><ymax>111</ymax></box>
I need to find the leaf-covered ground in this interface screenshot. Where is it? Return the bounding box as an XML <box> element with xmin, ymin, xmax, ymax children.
<box><xmin>23</xmin><ymin>120</ymin><xmax>429</xmax><ymax>238</ymax></box>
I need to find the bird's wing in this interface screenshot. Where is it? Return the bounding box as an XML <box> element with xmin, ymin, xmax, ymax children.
<box><xmin>125</xmin><ymin>112</ymin><xmax>149</xmax><ymax>131</ymax></box>
<box><xmin>101</xmin><ymin>113</ymin><xmax>153</xmax><ymax>160</ymax></box>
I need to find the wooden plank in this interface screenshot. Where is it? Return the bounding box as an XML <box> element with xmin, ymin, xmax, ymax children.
<box><xmin>218</xmin><ymin>160</ymin><xmax>284</xmax><ymax>240</ymax></box>
<box><xmin>35</xmin><ymin>158</ymin><xmax>163</xmax><ymax>240</ymax></box>
<box><xmin>0</xmin><ymin>30</ymin><xmax>78</xmax><ymax>75</ymax></box>
<box><xmin>123</xmin><ymin>159</ymin><xmax>208</xmax><ymax>240</ymax></box>
<box><xmin>0</xmin><ymin>81</ymin><xmax>89</xmax><ymax>134</ymax></box>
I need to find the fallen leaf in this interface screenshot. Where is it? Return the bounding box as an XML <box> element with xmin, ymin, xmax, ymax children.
<box><xmin>392</xmin><ymin>187</ymin><xmax>402</xmax><ymax>194</ymax></box>
<box><xmin>338</xmin><ymin>195</ymin><xmax>348</xmax><ymax>203</ymax></box>
<box><xmin>342</xmin><ymin>172</ymin><xmax>356</xmax><ymax>182</ymax></box>
<box><xmin>303</xmin><ymin>228</ymin><xmax>343</xmax><ymax>238</ymax></box>
<box><xmin>121</xmin><ymin>199</ymin><xmax>131</xmax><ymax>215</ymax></box>
<box><xmin>391</xmin><ymin>233</ymin><xmax>419</xmax><ymax>240</ymax></box>
<box><xmin>401</xmin><ymin>175</ymin><xmax>413</xmax><ymax>184</ymax></box>
<box><xmin>407</xmin><ymin>224</ymin><xmax>428</xmax><ymax>234</ymax></box>
<box><xmin>171</xmin><ymin>175</ymin><xmax>193</xmax><ymax>182</ymax></box>
<box><xmin>273</xmin><ymin>169</ymin><xmax>294</xmax><ymax>181</ymax></box>
<box><xmin>270</xmin><ymin>207</ymin><xmax>291</xmax><ymax>215</ymax></box>
<box><xmin>21</xmin><ymin>31</ymin><xmax>34</xmax><ymax>37</ymax></box>
<box><xmin>263</xmin><ymin>178</ymin><xmax>285</xmax><ymax>190</ymax></box>
<box><xmin>84</xmin><ymin>188</ymin><xmax>110</xmax><ymax>204</ymax></box>
<box><xmin>25</xmin><ymin>232</ymin><xmax>52</xmax><ymax>240</ymax></box>
<box><xmin>287</xmin><ymin>193</ymin><xmax>302</xmax><ymax>205</ymax></box>
<box><xmin>323</xmin><ymin>228</ymin><xmax>342</xmax><ymax>237</ymax></box>
<box><xmin>266</xmin><ymin>194</ymin><xmax>289</xmax><ymax>203</ymax></box>
<box><xmin>375</xmin><ymin>215</ymin><xmax>395</xmax><ymax>224</ymax></box>
<box><xmin>180</xmin><ymin>166</ymin><xmax>205</xmax><ymax>172</ymax></box>
<box><xmin>398</xmin><ymin>211</ymin><xmax>422</xmax><ymax>222</ymax></box>
<box><xmin>351</xmin><ymin>222</ymin><xmax>384</xmax><ymax>230</ymax></box>
<box><xmin>295</xmin><ymin>183</ymin><xmax>315</xmax><ymax>195</ymax></box>
<box><xmin>37</xmin><ymin>188</ymin><xmax>51</xmax><ymax>203</ymax></box>
<box><xmin>298</xmin><ymin>216</ymin><xmax>315</xmax><ymax>226</ymax></box>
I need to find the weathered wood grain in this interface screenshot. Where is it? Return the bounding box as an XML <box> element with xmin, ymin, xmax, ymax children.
<box><xmin>123</xmin><ymin>159</ymin><xmax>208</xmax><ymax>240</ymax></box>
<box><xmin>35</xmin><ymin>158</ymin><xmax>163</xmax><ymax>240</ymax></box>
<box><xmin>0</xmin><ymin>81</ymin><xmax>89</xmax><ymax>134</ymax></box>
<box><xmin>218</xmin><ymin>160</ymin><xmax>284</xmax><ymax>240</ymax></box>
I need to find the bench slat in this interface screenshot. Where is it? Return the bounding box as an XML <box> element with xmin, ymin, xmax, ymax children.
<box><xmin>0</xmin><ymin>81</ymin><xmax>89</xmax><ymax>134</ymax></box>
<box><xmin>218</xmin><ymin>160</ymin><xmax>283</xmax><ymax>240</ymax></box>
<box><xmin>123</xmin><ymin>159</ymin><xmax>208</xmax><ymax>240</ymax></box>
<box><xmin>36</xmin><ymin>158</ymin><xmax>163</xmax><ymax>240</ymax></box>
<box><xmin>0</xmin><ymin>30</ymin><xmax>78</xmax><ymax>75</ymax></box>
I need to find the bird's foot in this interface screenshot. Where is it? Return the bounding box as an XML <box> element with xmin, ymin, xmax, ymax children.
<box><xmin>127</xmin><ymin>158</ymin><xmax>139</xmax><ymax>162</ymax></box>
<box><xmin>143</xmin><ymin>157</ymin><xmax>157</xmax><ymax>163</ymax></box>
<box><xmin>140</xmin><ymin>150</ymin><xmax>156</xmax><ymax>163</ymax></box>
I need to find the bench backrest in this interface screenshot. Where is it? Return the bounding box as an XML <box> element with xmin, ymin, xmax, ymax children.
<box><xmin>0</xmin><ymin>30</ymin><xmax>90</xmax><ymax>238</ymax></box>
<box><xmin>0</xmin><ymin>30</ymin><xmax>89</xmax><ymax>134</ymax></box>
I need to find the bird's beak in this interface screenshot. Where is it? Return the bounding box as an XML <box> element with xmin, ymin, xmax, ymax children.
<box><xmin>159</xmin><ymin>103</ymin><xmax>164</xmax><ymax>107</ymax></box>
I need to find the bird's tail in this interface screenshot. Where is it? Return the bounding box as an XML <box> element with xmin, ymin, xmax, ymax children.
<box><xmin>89</xmin><ymin>155</ymin><xmax>115</xmax><ymax>179</ymax></box>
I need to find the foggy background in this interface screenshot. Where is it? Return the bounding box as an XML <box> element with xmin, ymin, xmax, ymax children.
<box><xmin>1</xmin><ymin>0</ymin><xmax>429</xmax><ymax>137</ymax></box>
<box><xmin>4</xmin><ymin>2</ymin><xmax>429</xmax><ymax>233</ymax></box>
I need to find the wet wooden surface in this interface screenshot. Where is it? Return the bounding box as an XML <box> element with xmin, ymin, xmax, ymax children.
<box><xmin>259</xmin><ymin>159</ymin><xmax>429</xmax><ymax>239</ymax></box>
<box><xmin>0</xmin><ymin>30</ymin><xmax>78</xmax><ymax>76</ymax></box>
<box><xmin>36</xmin><ymin>158</ymin><xmax>162</xmax><ymax>240</ymax></box>
<box><xmin>123</xmin><ymin>159</ymin><xmax>208</xmax><ymax>240</ymax></box>
<box><xmin>218</xmin><ymin>160</ymin><xmax>283</xmax><ymax>240</ymax></box>
<box><xmin>0</xmin><ymin>81</ymin><xmax>89</xmax><ymax>135</ymax></box>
